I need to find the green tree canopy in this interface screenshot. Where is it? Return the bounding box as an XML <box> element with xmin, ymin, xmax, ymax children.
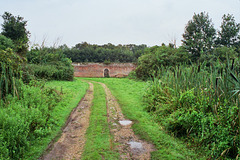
<box><xmin>1</xmin><ymin>12</ymin><xmax>30</xmax><ymax>56</ymax></box>
<box><xmin>135</xmin><ymin>45</ymin><xmax>189</xmax><ymax>80</ymax></box>
<box><xmin>63</xmin><ymin>42</ymin><xmax>145</xmax><ymax>63</ymax></box>
<box><xmin>0</xmin><ymin>34</ymin><xmax>14</xmax><ymax>50</ymax></box>
<box><xmin>182</xmin><ymin>12</ymin><xmax>216</xmax><ymax>61</ymax></box>
<box><xmin>216</xmin><ymin>14</ymin><xmax>240</xmax><ymax>48</ymax></box>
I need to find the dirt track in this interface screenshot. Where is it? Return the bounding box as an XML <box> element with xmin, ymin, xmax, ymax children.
<box><xmin>98</xmin><ymin>82</ymin><xmax>155</xmax><ymax>160</ymax></box>
<box><xmin>41</xmin><ymin>82</ymin><xmax>93</xmax><ymax>160</ymax></box>
<box><xmin>41</xmin><ymin>80</ymin><xmax>155</xmax><ymax>160</ymax></box>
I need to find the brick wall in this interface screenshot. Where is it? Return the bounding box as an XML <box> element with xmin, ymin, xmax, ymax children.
<box><xmin>73</xmin><ymin>63</ymin><xmax>137</xmax><ymax>77</ymax></box>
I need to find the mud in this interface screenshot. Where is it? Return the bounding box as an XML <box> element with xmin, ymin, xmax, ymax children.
<box><xmin>40</xmin><ymin>81</ymin><xmax>155</xmax><ymax>160</ymax></box>
<box><xmin>40</xmin><ymin>82</ymin><xmax>94</xmax><ymax>160</ymax></box>
<box><xmin>98</xmin><ymin>82</ymin><xmax>156</xmax><ymax>160</ymax></box>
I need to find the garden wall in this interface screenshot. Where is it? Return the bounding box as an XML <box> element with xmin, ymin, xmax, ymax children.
<box><xmin>73</xmin><ymin>63</ymin><xmax>137</xmax><ymax>77</ymax></box>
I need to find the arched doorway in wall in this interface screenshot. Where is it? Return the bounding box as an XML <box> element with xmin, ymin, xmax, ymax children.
<box><xmin>104</xmin><ymin>68</ymin><xmax>110</xmax><ymax>77</ymax></box>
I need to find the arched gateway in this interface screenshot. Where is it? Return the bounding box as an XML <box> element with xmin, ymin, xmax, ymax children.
<box><xmin>104</xmin><ymin>68</ymin><xmax>110</xmax><ymax>77</ymax></box>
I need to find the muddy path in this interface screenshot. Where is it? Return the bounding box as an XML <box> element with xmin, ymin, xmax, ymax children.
<box><xmin>41</xmin><ymin>80</ymin><xmax>155</xmax><ymax>160</ymax></box>
<box><xmin>41</xmin><ymin>82</ymin><xmax>94</xmax><ymax>160</ymax></box>
<box><xmin>98</xmin><ymin>82</ymin><xmax>155</xmax><ymax>160</ymax></box>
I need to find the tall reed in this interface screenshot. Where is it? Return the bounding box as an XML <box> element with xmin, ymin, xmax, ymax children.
<box><xmin>0</xmin><ymin>48</ymin><xmax>23</xmax><ymax>101</ymax></box>
<box><xmin>145</xmin><ymin>58</ymin><xmax>240</xmax><ymax>158</ymax></box>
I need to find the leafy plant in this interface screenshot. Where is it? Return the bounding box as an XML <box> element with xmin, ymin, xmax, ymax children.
<box><xmin>0</xmin><ymin>48</ymin><xmax>24</xmax><ymax>100</ymax></box>
<box><xmin>143</xmin><ymin>59</ymin><xmax>240</xmax><ymax>159</ymax></box>
<box><xmin>26</xmin><ymin>47</ymin><xmax>74</xmax><ymax>81</ymax></box>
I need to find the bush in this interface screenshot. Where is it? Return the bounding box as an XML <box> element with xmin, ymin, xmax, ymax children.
<box><xmin>0</xmin><ymin>48</ymin><xmax>24</xmax><ymax>99</ymax></box>
<box><xmin>27</xmin><ymin>47</ymin><xmax>72</xmax><ymax>67</ymax></box>
<box><xmin>127</xmin><ymin>70</ymin><xmax>137</xmax><ymax>79</ymax></box>
<box><xmin>143</xmin><ymin>62</ymin><xmax>240</xmax><ymax>159</ymax></box>
<box><xmin>25</xmin><ymin>47</ymin><xmax>74</xmax><ymax>81</ymax></box>
<box><xmin>135</xmin><ymin>45</ymin><xmax>189</xmax><ymax>80</ymax></box>
<box><xmin>0</xmin><ymin>82</ymin><xmax>62</xmax><ymax>159</ymax></box>
<box><xmin>0</xmin><ymin>35</ymin><xmax>14</xmax><ymax>51</ymax></box>
<box><xmin>25</xmin><ymin>64</ymin><xmax>74</xmax><ymax>81</ymax></box>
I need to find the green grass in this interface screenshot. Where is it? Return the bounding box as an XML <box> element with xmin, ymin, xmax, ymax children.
<box><xmin>81</xmin><ymin>82</ymin><xmax>119</xmax><ymax>160</ymax></box>
<box><xmin>25</xmin><ymin>79</ymin><xmax>89</xmax><ymax>159</ymax></box>
<box><xmin>81</xmin><ymin>78</ymin><xmax>205</xmax><ymax>160</ymax></box>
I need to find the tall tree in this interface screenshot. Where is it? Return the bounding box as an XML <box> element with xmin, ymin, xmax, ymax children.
<box><xmin>182</xmin><ymin>12</ymin><xmax>216</xmax><ymax>60</ymax></box>
<box><xmin>1</xmin><ymin>12</ymin><xmax>30</xmax><ymax>56</ymax></box>
<box><xmin>216</xmin><ymin>14</ymin><xmax>240</xmax><ymax>47</ymax></box>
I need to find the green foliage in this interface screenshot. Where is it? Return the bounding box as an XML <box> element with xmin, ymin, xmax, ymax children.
<box><xmin>0</xmin><ymin>35</ymin><xmax>14</xmax><ymax>50</ymax></box>
<box><xmin>0</xmin><ymin>48</ymin><xmax>24</xmax><ymax>100</ymax></box>
<box><xmin>198</xmin><ymin>46</ymin><xmax>239</xmax><ymax>66</ymax></box>
<box><xmin>27</xmin><ymin>47</ymin><xmax>72</xmax><ymax>66</ymax></box>
<box><xmin>127</xmin><ymin>70</ymin><xmax>137</xmax><ymax>79</ymax></box>
<box><xmin>0</xmin><ymin>79</ymin><xmax>88</xmax><ymax>159</ymax></box>
<box><xmin>216</xmin><ymin>14</ymin><xmax>240</xmax><ymax>48</ymax></box>
<box><xmin>26</xmin><ymin>64</ymin><xmax>74</xmax><ymax>81</ymax></box>
<box><xmin>0</xmin><ymin>82</ymin><xmax>61</xmax><ymax>159</ymax></box>
<box><xmin>135</xmin><ymin>45</ymin><xmax>189</xmax><ymax>80</ymax></box>
<box><xmin>62</xmin><ymin>42</ymin><xmax>146</xmax><ymax>63</ymax></box>
<box><xmin>103</xmin><ymin>59</ymin><xmax>111</xmax><ymax>65</ymax></box>
<box><xmin>1</xmin><ymin>12</ymin><xmax>29</xmax><ymax>56</ymax></box>
<box><xmin>143</xmin><ymin>61</ymin><xmax>240</xmax><ymax>159</ymax></box>
<box><xmin>182</xmin><ymin>12</ymin><xmax>216</xmax><ymax>60</ymax></box>
<box><xmin>86</xmin><ymin>78</ymin><xmax>203</xmax><ymax>159</ymax></box>
<box><xmin>26</xmin><ymin>47</ymin><xmax>74</xmax><ymax>81</ymax></box>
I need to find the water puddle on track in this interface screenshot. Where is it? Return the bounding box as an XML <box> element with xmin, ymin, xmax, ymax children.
<box><xmin>98</xmin><ymin>82</ymin><xmax>155</xmax><ymax>160</ymax></box>
<box><xmin>119</xmin><ymin>120</ymin><xmax>132</xmax><ymax>126</ymax></box>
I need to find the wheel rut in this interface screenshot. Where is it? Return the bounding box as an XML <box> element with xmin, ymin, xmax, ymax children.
<box><xmin>98</xmin><ymin>82</ymin><xmax>155</xmax><ymax>160</ymax></box>
<box><xmin>41</xmin><ymin>82</ymin><xmax>94</xmax><ymax>160</ymax></box>
<box><xmin>40</xmin><ymin>81</ymin><xmax>155</xmax><ymax>160</ymax></box>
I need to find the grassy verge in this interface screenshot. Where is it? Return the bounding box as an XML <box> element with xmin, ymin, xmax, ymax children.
<box><xmin>81</xmin><ymin>82</ymin><xmax>119</xmax><ymax>160</ymax></box>
<box><xmin>82</xmin><ymin>78</ymin><xmax>205</xmax><ymax>160</ymax></box>
<box><xmin>25</xmin><ymin>79</ymin><xmax>89</xmax><ymax>159</ymax></box>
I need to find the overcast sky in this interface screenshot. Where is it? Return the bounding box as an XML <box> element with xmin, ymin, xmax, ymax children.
<box><xmin>0</xmin><ymin>0</ymin><xmax>240</xmax><ymax>47</ymax></box>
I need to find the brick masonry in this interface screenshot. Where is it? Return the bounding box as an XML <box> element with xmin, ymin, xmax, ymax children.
<box><xmin>73</xmin><ymin>63</ymin><xmax>137</xmax><ymax>77</ymax></box>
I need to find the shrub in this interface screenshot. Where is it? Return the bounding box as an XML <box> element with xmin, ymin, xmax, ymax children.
<box><xmin>25</xmin><ymin>64</ymin><xmax>73</xmax><ymax>81</ymax></box>
<box><xmin>0</xmin><ymin>35</ymin><xmax>14</xmax><ymax>51</ymax></box>
<box><xmin>135</xmin><ymin>45</ymin><xmax>189</xmax><ymax>80</ymax></box>
<box><xmin>127</xmin><ymin>70</ymin><xmax>137</xmax><ymax>79</ymax></box>
<box><xmin>0</xmin><ymin>82</ymin><xmax>62</xmax><ymax>159</ymax></box>
<box><xmin>26</xmin><ymin>47</ymin><xmax>74</xmax><ymax>81</ymax></box>
<box><xmin>0</xmin><ymin>48</ymin><xmax>24</xmax><ymax>100</ymax></box>
<box><xmin>143</xmin><ymin>61</ymin><xmax>240</xmax><ymax>159</ymax></box>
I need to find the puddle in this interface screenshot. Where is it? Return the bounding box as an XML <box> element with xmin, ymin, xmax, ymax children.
<box><xmin>128</xmin><ymin>141</ymin><xmax>144</xmax><ymax>154</ymax></box>
<box><xmin>119</xmin><ymin>120</ymin><xmax>132</xmax><ymax>126</ymax></box>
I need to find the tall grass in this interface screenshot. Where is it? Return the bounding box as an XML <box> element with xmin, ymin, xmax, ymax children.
<box><xmin>144</xmin><ymin>59</ymin><xmax>240</xmax><ymax>158</ymax></box>
<box><xmin>0</xmin><ymin>48</ymin><xmax>23</xmax><ymax>101</ymax></box>
<box><xmin>0</xmin><ymin>79</ymin><xmax>88</xmax><ymax>159</ymax></box>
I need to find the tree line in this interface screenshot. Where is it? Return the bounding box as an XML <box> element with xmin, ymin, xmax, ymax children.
<box><xmin>61</xmin><ymin>42</ymin><xmax>146</xmax><ymax>63</ymax></box>
<box><xmin>182</xmin><ymin>12</ymin><xmax>239</xmax><ymax>60</ymax></box>
<box><xmin>135</xmin><ymin>12</ymin><xmax>240</xmax><ymax>80</ymax></box>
